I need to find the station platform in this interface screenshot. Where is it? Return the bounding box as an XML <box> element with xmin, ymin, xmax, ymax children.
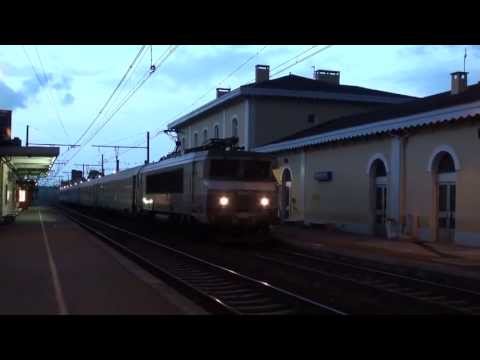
<box><xmin>0</xmin><ymin>206</ymin><xmax>206</xmax><ymax>315</ymax></box>
<box><xmin>272</xmin><ymin>224</ymin><xmax>480</xmax><ymax>282</ymax></box>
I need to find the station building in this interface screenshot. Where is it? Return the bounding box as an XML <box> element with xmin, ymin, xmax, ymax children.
<box><xmin>255</xmin><ymin>72</ymin><xmax>480</xmax><ymax>247</ymax></box>
<box><xmin>168</xmin><ymin>65</ymin><xmax>415</xmax><ymax>151</ymax></box>
<box><xmin>0</xmin><ymin>110</ymin><xmax>59</xmax><ymax>223</ymax></box>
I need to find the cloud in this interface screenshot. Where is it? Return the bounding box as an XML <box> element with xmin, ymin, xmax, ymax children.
<box><xmin>0</xmin><ymin>62</ymin><xmax>32</xmax><ymax>77</ymax></box>
<box><xmin>0</xmin><ymin>80</ymin><xmax>27</xmax><ymax>109</ymax></box>
<box><xmin>61</xmin><ymin>93</ymin><xmax>74</xmax><ymax>105</ymax></box>
<box><xmin>21</xmin><ymin>72</ymin><xmax>53</xmax><ymax>95</ymax></box>
<box><xmin>0</xmin><ymin>72</ymin><xmax>73</xmax><ymax>110</ymax></box>
<box><xmin>0</xmin><ymin>62</ymin><xmax>75</xmax><ymax>110</ymax></box>
<box><xmin>52</xmin><ymin>75</ymin><xmax>72</xmax><ymax>91</ymax></box>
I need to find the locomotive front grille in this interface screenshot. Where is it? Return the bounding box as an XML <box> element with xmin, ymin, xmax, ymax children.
<box><xmin>236</xmin><ymin>192</ymin><xmax>254</xmax><ymax>212</ymax></box>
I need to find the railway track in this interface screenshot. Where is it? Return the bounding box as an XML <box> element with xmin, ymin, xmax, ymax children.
<box><xmin>256</xmin><ymin>249</ymin><xmax>480</xmax><ymax>315</ymax></box>
<box><xmin>58</xmin><ymin>206</ymin><xmax>345</xmax><ymax>315</ymax></box>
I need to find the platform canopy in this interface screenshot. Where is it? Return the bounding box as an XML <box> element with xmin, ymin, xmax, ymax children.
<box><xmin>0</xmin><ymin>146</ymin><xmax>59</xmax><ymax>178</ymax></box>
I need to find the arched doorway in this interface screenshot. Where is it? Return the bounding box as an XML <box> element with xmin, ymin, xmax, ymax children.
<box><xmin>370</xmin><ymin>159</ymin><xmax>388</xmax><ymax>236</ymax></box>
<box><xmin>433</xmin><ymin>152</ymin><xmax>456</xmax><ymax>243</ymax></box>
<box><xmin>280</xmin><ymin>169</ymin><xmax>292</xmax><ymax>220</ymax></box>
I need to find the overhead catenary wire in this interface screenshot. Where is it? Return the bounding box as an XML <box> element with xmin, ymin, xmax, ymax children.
<box><xmin>270</xmin><ymin>45</ymin><xmax>334</xmax><ymax>78</ymax></box>
<box><xmin>185</xmin><ymin>45</ymin><xmax>269</xmax><ymax>111</ymax></box>
<box><xmin>149</xmin><ymin>45</ymin><xmax>270</xmax><ymax>141</ymax></box>
<box><xmin>150</xmin><ymin>45</ymin><xmax>334</xmax><ymax>142</ymax></box>
<box><xmin>21</xmin><ymin>45</ymin><xmax>71</xmax><ymax>143</ymax></box>
<box><xmin>55</xmin><ymin>45</ymin><xmax>179</xmax><ymax>177</ymax></box>
<box><xmin>72</xmin><ymin>45</ymin><xmax>147</xmax><ymax>147</ymax></box>
<box><xmin>53</xmin><ymin>46</ymin><xmax>150</xmax><ymax>175</ymax></box>
<box><xmin>105</xmin><ymin>45</ymin><xmax>150</xmax><ymax>114</ymax></box>
<box><xmin>33</xmin><ymin>46</ymin><xmax>71</xmax><ymax>142</ymax></box>
<box><xmin>269</xmin><ymin>45</ymin><xmax>319</xmax><ymax>73</ymax></box>
<box><xmin>84</xmin><ymin>45</ymin><xmax>178</xmax><ymax>142</ymax></box>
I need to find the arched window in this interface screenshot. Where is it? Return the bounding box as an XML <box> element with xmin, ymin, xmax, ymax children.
<box><xmin>193</xmin><ymin>132</ymin><xmax>198</xmax><ymax>147</ymax></box>
<box><xmin>437</xmin><ymin>152</ymin><xmax>455</xmax><ymax>173</ymax></box>
<box><xmin>203</xmin><ymin>128</ymin><xmax>208</xmax><ymax>144</ymax></box>
<box><xmin>232</xmin><ymin>118</ymin><xmax>238</xmax><ymax>137</ymax></box>
<box><xmin>370</xmin><ymin>158</ymin><xmax>388</xmax><ymax>236</ymax></box>
<box><xmin>372</xmin><ymin>159</ymin><xmax>387</xmax><ymax>178</ymax></box>
<box><xmin>214</xmin><ymin>124</ymin><xmax>220</xmax><ymax>138</ymax></box>
<box><xmin>432</xmin><ymin>151</ymin><xmax>457</xmax><ymax>243</ymax></box>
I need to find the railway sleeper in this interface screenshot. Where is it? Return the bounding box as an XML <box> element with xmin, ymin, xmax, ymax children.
<box><xmin>456</xmin><ymin>306</ymin><xmax>480</xmax><ymax>313</ymax></box>
<box><xmin>225</xmin><ymin>297</ymin><xmax>274</xmax><ymax>307</ymax></box>
<box><xmin>438</xmin><ymin>299</ymin><xmax>470</xmax><ymax>306</ymax></box>
<box><xmin>184</xmin><ymin>279</ymin><xmax>231</xmax><ymax>286</ymax></box>
<box><xmin>400</xmin><ymin>290</ymin><xmax>432</xmax><ymax>297</ymax></box>
<box><xmin>220</xmin><ymin>292</ymin><xmax>271</xmax><ymax>301</ymax></box>
<box><xmin>234</xmin><ymin>303</ymin><xmax>293</xmax><ymax>314</ymax></box>
<box><xmin>254</xmin><ymin>309</ymin><xmax>296</xmax><ymax>315</ymax></box>
<box><xmin>177</xmin><ymin>275</ymin><xmax>224</xmax><ymax>282</ymax></box>
<box><xmin>200</xmin><ymin>285</ymin><xmax>249</xmax><ymax>292</ymax></box>
<box><xmin>211</xmin><ymin>288</ymin><xmax>260</xmax><ymax>296</ymax></box>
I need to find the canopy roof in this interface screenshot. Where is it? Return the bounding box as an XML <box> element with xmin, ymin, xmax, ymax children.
<box><xmin>0</xmin><ymin>146</ymin><xmax>59</xmax><ymax>178</ymax></box>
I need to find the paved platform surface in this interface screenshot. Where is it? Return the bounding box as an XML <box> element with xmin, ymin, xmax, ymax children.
<box><xmin>0</xmin><ymin>206</ymin><xmax>206</xmax><ymax>315</ymax></box>
<box><xmin>272</xmin><ymin>224</ymin><xmax>480</xmax><ymax>281</ymax></box>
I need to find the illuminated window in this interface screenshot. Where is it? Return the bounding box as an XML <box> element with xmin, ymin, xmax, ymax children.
<box><xmin>19</xmin><ymin>190</ymin><xmax>26</xmax><ymax>203</ymax></box>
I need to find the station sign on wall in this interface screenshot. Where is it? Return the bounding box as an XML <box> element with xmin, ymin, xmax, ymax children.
<box><xmin>314</xmin><ymin>171</ymin><xmax>332</xmax><ymax>182</ymax></box>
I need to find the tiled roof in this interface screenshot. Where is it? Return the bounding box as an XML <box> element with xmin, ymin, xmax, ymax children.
<box><xmin>242</xmin><ymin>74</ymin><xmax>414</xmax><ymax>99</ymax></box>
<box><xmin>167</xmin><ymin>74</ymin><xmax>416</xmax><ymax>129</ymax></box>
<box><xmin>276</xmin><ymin>82</ymin><xmax>480</xmax><ymax>143</ymax></box>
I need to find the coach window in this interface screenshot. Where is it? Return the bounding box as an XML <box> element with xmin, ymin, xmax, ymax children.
<box><xmin>193</xmin><ymin>132</ymin><xmax>198</xmax><ymax>147</ymax></box>
<box><xmin>232</xmin><ymin>117</ymin><xmax>238</xmax><ymax>138</ymax></box>
<box><xmin>203</xmin><ymin>128</ymin><xmax>208</xmax><ymax>144</ymax></box>
<box><xmin>146</xmin><ymin>169</ymin><xmax>184</xmax><ymax>194</ymax></box>
<box><xmin>214</xmin><ymin>124</ymin><xmax>220</xmax><ymax>138</ymax></box>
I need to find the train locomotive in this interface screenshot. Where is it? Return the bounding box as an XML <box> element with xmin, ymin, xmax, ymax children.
<box><xmin>59</xmin><ymin>138</ymin><xmax>279</xmax><ymax>232</ymax></box>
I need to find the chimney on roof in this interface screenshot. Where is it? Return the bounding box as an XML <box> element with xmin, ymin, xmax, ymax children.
<box><xmin>314</xmin><ymin>69</ymin><xmax>340</xmax><ymax>85</ymax></box>
<box><xmin>216</xmin><ymin>88</ymin><xmax>231</xmax><ymax>98</ymax></box>
<box><xmin>451</xmin><ymin>71</ymin><xmax>468</xmax><ymax>95</ymax></box>
<box><xmin>255</xmin><ymin>64</ymin><xmax>270</xmax><ymax>83</ymax></box>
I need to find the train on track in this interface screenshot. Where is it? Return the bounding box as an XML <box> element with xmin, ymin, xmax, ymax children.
<box><xmin>59</xmin><ymin>138</ymin><xmax>279</xmax><ymax>232</ymax></box>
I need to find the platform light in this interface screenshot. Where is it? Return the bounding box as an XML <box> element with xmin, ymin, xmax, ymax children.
<box><xmin>260</xmin><ymin>196</ymin><xmax>270</xmax><ymax>207</ymax></box>
<box><xmin>19</xmin><ymin>190</ymin><xmax>26</xmax><ymax>203</ymax></box>
<box><xmin>219</xmin><ymin>196</ymin><xmax>229</xmax><ymax>207</ymax></box>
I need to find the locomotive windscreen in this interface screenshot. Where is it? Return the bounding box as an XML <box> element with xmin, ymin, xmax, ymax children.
<box><xmin>209</xmin><ymin>159</ymin><xmax>273</xmax><ymax>181</ymax></box>
<box><xmin>146</xmin><ymin>169</ymin><xmax>184</xmax><ymax>193</ymax></box>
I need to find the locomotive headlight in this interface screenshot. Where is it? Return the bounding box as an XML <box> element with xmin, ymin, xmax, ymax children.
<box><xmin>219</xmin><ymin>196</ymin><xmax>229</xmax><ymax>207</ymax></box>
<box><xmin>260</xmin><ymin>196</ymin><xmax>270</xmax><ymax>207</ymax></box>
<box><xmin>142</xmin><ymin>197</ymin><xmax>153</xmax><ymax>205</ymax></box>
